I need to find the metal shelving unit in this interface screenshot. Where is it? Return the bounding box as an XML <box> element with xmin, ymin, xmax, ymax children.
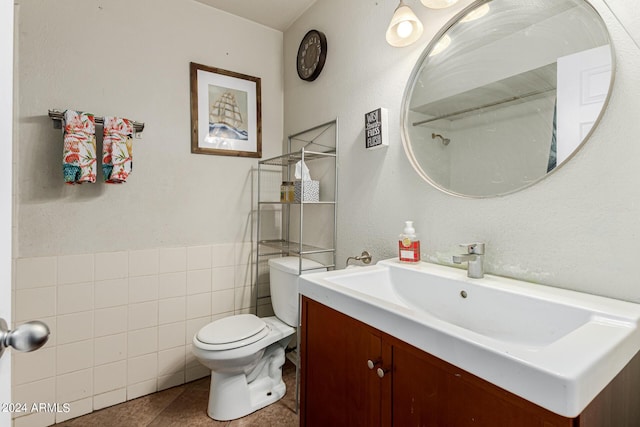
<box><xmin>255</xmin><ymin>119</ymin><xmax>338</xmax><ymax>282</ymax></box>
<box><xmin>254</xmin><ymin>119</ymin><xmax>338</xmax><ymax>412</ymax></box>
<box><xmin>258</xmin><ymin>239</ymin><xmax>334</xmax><ymax>256</ymax></box>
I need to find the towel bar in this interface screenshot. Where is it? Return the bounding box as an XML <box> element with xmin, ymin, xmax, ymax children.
<box><xmin>48</xmin><ymin>109</ymin><xmax>145</xmax><ymax>133</ymax></box>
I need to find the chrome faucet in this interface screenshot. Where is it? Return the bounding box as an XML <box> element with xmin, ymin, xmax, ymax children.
<box><xmin>452</xmin><ymin>243</ymin><xmax>485</xmax><ymax>279</ymax></box>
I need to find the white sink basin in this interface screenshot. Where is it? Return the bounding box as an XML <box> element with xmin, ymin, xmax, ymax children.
<box><xmin>299</xmin><ymin>258</ymin><xmax>640</xmax><ymax>418</ymax></box>
<box><xmin>327</xmin><ymin>263</ymin><xmax>594</xmax><ymax>348</ymax></box>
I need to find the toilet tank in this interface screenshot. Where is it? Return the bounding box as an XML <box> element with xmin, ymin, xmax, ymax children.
<box><xmin>268</xmin><ymin>256</ymin><xmax>326</xmax><ymax>326</ymax></box>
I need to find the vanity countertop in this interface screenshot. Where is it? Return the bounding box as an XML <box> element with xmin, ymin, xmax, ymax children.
<box><xmin>298</xmin><ymin>259</ymin><xmax>640</xmax><ymax>418</ymax></box>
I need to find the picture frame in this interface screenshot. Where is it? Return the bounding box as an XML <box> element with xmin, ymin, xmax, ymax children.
<box><xmin>190</xmin><ymin>62</ymin><xmax>262</xmax><ymax>157</ymax></box>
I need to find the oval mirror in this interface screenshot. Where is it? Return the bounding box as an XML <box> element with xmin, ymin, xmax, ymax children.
<box><xmin>401</xmin><ymin>0</ymin><xmax>614</xmax><ymax>198</ymax></box>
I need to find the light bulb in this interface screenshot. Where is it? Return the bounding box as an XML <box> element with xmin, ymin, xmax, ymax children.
<box><xmin>396</xmin><ymin>20</ymin><xmax>413</xmax><ymax>39</ymax></box>
<box><xmin>386</xmin><ymin>1</ymin><xmax>424</xmax><ymax>47</ymax></box>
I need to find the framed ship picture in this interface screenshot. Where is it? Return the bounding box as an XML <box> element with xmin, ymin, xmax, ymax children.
<box><xmin>190</xmin><ymin>62</ymin><xmax>262</xmax><ymax>157</ymax></box>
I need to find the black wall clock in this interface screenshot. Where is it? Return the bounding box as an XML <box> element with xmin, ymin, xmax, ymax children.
<box><xmin>296</xmin><ymin>29</ymin><xmax>327</xmax><ymax>82</ymax></box>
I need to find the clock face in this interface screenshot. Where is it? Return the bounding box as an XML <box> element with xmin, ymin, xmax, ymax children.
<box><xmin>297</xmin><ymin>30</ymin><xmax>327</xmax><ymax>82</ymax></box>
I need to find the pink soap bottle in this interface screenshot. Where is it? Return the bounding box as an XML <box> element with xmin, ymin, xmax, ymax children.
<box><xmin>399</xmin><ymin>221</ymin><xmax>420</xmax><ymax>263</ymax></box>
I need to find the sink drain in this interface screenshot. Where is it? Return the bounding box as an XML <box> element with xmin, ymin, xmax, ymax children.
<box><xmin>460</xmin><ymin>290</ymin><xmax>468</xmax><ymax>298</ymax></box>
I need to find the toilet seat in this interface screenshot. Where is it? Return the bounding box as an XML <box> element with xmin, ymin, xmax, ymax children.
<box><xmin>196</xmin><ymin>314</ymin><xmax>270</xmax><ymax>351</ymax></box>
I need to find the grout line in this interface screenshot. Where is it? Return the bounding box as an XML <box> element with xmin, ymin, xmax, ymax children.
<box><xmin>143</xmin><ymin>385</ymin><xmax>188</xmax><ymax>427</ymax></box>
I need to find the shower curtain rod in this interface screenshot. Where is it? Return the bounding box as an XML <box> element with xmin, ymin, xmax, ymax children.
<box><xmin>412</xmin><ymin>88</ymin><xmax>555</xmax><ymax>127</ymax></box>
<box><xmin>48</xmin><ymin>109</ymin><xmax>145</xmax><ymax>133</ymax></box>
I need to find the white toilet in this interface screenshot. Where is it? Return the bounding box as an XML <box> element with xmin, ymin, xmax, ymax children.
<box><xmin>192</xmin><ymin>256</ymin><xmax>325</xmax><ymax>421</ymax></box>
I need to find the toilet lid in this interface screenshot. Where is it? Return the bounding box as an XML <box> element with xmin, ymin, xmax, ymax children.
<box><xmin>196</xmin><ymin>314</ymin><xmax>268</xmax><ymax>348</ymax></box>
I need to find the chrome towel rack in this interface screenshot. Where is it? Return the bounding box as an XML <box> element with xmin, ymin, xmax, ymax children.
<box><xmin>48</xmin><ymin>109</ymin><xmax>145</xmax><ymax>133</ymax></box>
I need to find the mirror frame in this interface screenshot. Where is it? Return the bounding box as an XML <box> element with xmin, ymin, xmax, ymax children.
<box><xmin>400</xmin><ymin>0</ymin><xmax>616</xmax><ymax>198</ymax></box>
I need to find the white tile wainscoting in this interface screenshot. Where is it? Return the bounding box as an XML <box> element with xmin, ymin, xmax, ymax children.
<box><xmin>10</xmin><ymin>243</ymin><xmax>271</xmax><ymax>427</ymax></box>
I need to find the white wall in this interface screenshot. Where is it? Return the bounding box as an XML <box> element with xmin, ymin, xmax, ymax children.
<box><xmin>408</xmin><ymin>96</ymin><xmax>556</xmax><ymax>196</ymax></box>
<box><xmin>447</xmin><ymin>97</ymin><xmax>556</xmax><ymax>196</ymax></box>
<box><xmin>16</xmin><ymin>0</ymin><xmax>283</xmax><ymax>258</ymax></box>
<box><xmin>13</xmin><ymin>0</ymin><xmax>283</xmax><ymax>424</ymax></box>
<box><xmin>284</xmin><ymin>0</ymin><xmax>640</xmax><ymax>303</ymax></box>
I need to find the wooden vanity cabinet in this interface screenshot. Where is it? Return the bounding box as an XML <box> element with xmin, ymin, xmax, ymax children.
<box><xmin>389</xmin><ymin>342</ymin><xmax>570</xmax><ymax>426</ymax></box>
<box><xmin>300</xmin><ymin>294</ymin><xmax>387</xmax><ymax>425</ymax></box>
<box><xmin>300</xmin><ymin>297</ymin><xmax>640</xmax><ymax>427</ymax></box>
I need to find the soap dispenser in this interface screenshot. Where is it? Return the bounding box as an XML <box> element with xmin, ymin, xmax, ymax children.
<box><xmin>399</xmin><ymin>221</ymin><xmax>420</xmax><ymax>263</ymax></box>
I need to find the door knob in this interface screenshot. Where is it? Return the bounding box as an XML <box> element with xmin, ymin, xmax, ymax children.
<box><xmin>0</xmin><ymin>318</ymin><xmax>50</xmax><ymax>358</ymax></box>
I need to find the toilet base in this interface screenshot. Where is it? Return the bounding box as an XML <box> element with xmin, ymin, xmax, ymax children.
<box><xmin>207</xmin><ymin>342</ymin><xmax>289</xmax><ymax>421</ymax></box>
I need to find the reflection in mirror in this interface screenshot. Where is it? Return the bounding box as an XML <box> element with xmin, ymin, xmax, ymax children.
<box><xmin>401</xmin><ymin>0</ymin><xmax>614</xmax><ymax>198</ymax></box>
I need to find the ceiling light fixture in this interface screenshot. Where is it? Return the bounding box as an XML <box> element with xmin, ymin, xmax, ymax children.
<box><xmin>386</xmin><ymin>1</ymin><xmax>424</xmax><ymax>47</ymax></box>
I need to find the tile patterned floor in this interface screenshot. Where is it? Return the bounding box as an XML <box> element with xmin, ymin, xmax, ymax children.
<box><xmin>54</xmin><ymin>361</ymin><xmax>298</xmax><ymax>427</ymax></box>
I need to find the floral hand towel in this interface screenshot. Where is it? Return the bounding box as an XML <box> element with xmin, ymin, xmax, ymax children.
<box><xmin>63</xmin><ymin>110</ymin><xmax>97</xmax><ymax>184</ymax></box>
<box><xmin>102</xmin><ymin>116</ymin><xmax>133</xmax><ymax>183</ymax></box>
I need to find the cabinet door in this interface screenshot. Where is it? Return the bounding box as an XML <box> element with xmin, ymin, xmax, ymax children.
<box><xmin>301</xmin><ymin>298</ymin><xmax>385</xmax><ymax>426</ymax></box>
<box><xmin>391</xmin><ymin>343</ymin><xmax>573</xmax><ymax>427</ymax></box>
